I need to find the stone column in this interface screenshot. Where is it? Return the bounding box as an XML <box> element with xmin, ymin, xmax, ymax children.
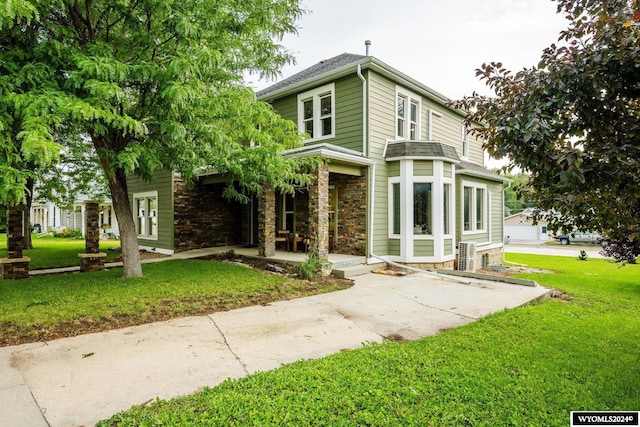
<box><xmin>308</xmin><ymin>162</ymin><xmax>330</xmax><ymax>262</ymax></box>
<box><xmin>258</xmin><ymin>184</ymin><xmax>276</xmax><ymax>257</ymax></box>
<box><xmin>0</xmin><ymin>205</ymin><xmax>31</xmax><ymax>279</ymax></box>
<box><xmin>78</xmin><ymin>201</ymin><xmax>106</xmax><ymax>272</ymax></box>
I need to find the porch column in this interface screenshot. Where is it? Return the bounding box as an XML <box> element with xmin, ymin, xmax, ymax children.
<box><xmin>308</xmin><ymin>162</ymin><xmax>330</xmax><ymax>262</ymax></box>
<box><xmin>78</xmin><ymin>201</ymin><xmax>106</xmax><ymax>272</ymax></box>
<box><xmin>258</xmin><ymin>183</ymin><xmax>276</xmax><ymax>257</ymax></box>
<box><xmin>1</xmin><ymin>205</ymin><xmax>31</xmax><ymax>279</ymax></box>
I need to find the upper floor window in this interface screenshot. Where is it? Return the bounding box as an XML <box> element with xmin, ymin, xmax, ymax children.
<box><xmin>396</xmin><ymin>88</ymin><xmax>421</xmax><ymax>140</ymax></box>
<box><xmin>461</xmin><ymin>123</ymin><xmax>470</xmax><ymax>158</ymax></box>
<box><xmin>298</xmin><ymin>83</ymin><xmax>335</xmax><ymax>141</ymax></box>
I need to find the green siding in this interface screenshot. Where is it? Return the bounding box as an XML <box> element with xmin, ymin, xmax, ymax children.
<box><xmin>456</xmin><ymin>175</ymin><xmax>499</xmax><ymax>244</ymax></box>
<box><xmin>413</xmin><ymin>161</ymin><xmax>433</xmax><ymax>176</ymax></box>
<box><xmin>490</xmin><ymin>182</ymin><xmax>504</xmax><ymax>243</ymax></box>
<box><xmin>388</xmin><ymin>239</ymin><xmax>400</xmax><ymax>256</ymax></box>
<box><xmin>387</xmin><ymin>162</ymin><xmax>400</xmax><ymax>177</ymax></box>
<box><xmin>269</xmin><ymin>76</ymin><xmax>363</xmax><ymax>153</ymax></box>
<box><xmin>443</xmin><ymin>162</ymin><xmax>452</xmax><ymax>178</ymax></box>
<box><xmin>413</xmin><ymin>239</ymin><xmax>434</xmax><ymax>256</ymax></box>
<box><xmin>444</xmin><ymin>238</ymin><xmax>453</xmax><ymax>255</ymax></box>
<box><xmin>127</xmin><ymin>170</ymin><xmax>174</xmax><ymax>252</ymax></box>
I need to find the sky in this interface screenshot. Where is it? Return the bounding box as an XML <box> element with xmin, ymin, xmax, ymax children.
<box><xmin>248</xmin><ymin>0</ymin><xmax>569</xmax><ymax>101</ymax></box>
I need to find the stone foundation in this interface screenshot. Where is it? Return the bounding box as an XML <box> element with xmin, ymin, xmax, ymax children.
<box><xmin>0</xmin><ymin>257</ymin><xmax>31</xmax><ymax>279</ymax></box>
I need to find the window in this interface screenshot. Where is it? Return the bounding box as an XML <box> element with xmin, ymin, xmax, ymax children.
<box><xmin>133</xmin><ymin>192</ymin><xmax>158</xmax><ymax>239</ymax></box>
<box><xmin>461</xmin><ymin>124</ymin><xmax>470</xmax><ymax>158</ymax></box>
<box><xmin>443</xmin><ymin>183</ymin><xmax>451</xmax><ymax>235</ymax></box>
<box><xmin>392</xmin><ymin>183</ymin><xmax>401</xmax><ymax>235</ymax></box>
<box><xmin>396</xmin><ymin>88</ymin><xmax>421</xmax><ymax>140</ymax></box>
<box><xmin>298</xmin><ymin>83</ymin><xmax>335</xmax><ymax>140</ymax></box>
<box><xmin>281</xmin><ymin>193</ymin><xmax>295</xmax><ymax>232</ymax></box>
<box><xmin>413</xmin><ymin>183</ymin><xmax>432</xmax><ymax>235</ymax></box>
<box><xmin>462</xmin><ymin>183</ymin><xmax>486</xmax><ymax>233</ymax></box>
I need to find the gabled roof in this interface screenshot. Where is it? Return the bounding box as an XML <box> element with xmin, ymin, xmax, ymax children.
<box><xmin>257</xmin><ymin>53</ymin><xmax>366</xmax><ymax>98</ymax></box>
<box><xmin>256</xmin><ymin>53</ymin><xmax>453</xmax><ymax>109</ymax></box>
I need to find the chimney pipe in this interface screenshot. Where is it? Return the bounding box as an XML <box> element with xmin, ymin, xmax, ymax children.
<box><xmin>365</xmin><ymin>40</ymin><xmax>371</xmax><ymax>56</ymax></box>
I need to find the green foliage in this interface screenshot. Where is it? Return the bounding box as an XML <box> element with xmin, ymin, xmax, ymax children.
<box><xmin>1</xmin><ymin>0</ymin><xmax>309</xmax><ymax>276</ymax></box>
<box><xmin>455</xmin><ymin>0</ymin><xmax>640</xmax><ymax>262</ymax></box>
<box><xmin>298</xmin><ymin>236</ymin><xmax>331</xmax><ymax>279</ymax></box>
<box><xmin>503</xmin><ymin>172</ymin><xmax>537</xmax><ymax>216</ymax></box>
<box><xmin>52</xmin><ymin>229</ymin><xmax>83</xmax><ymax>239</ymax></box>
<box><xmin>98</xmin><ymin>255</ymin><xmax>640</xmax><ymax>426</ymax></box>
<box><xmin>578</xmin><ymin>249</ymin><xmax>588</xmax><ymax>261</ymax></box>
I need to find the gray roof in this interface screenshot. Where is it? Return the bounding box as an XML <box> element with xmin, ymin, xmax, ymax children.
<box><xmin>385</xmin><ymin>141</ymin><xmax>460</xmax><ymax>161</ymax></box>
<box><xmin>257</xmin><ymin>53</ymin><xmax>367</xmax><ymax>98</ymax></box>
<box><xmin>456</xmin><ymin>160</ymin><xmax>509</xmax><ymax>182</ymax></box>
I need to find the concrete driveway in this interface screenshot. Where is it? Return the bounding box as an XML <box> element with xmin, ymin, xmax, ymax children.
<box><xmin>1</xmin><ymin>272</ymin><xmax>551</xmax><ymax>427</ymax></box>
<box><xmin>505</xmin><ymin>241</ymin><xmax>606</xmax><ymax>258</ymax></box>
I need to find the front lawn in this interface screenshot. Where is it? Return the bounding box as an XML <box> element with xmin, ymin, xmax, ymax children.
<box><xmin>0</xmin><ymin>259</ymin><xmax>350</xmax><ymax>346</ymax></box>
<box><xmin>0</xmin><ymin>234</ymin><xmax>121</xmax><ymax>269</ymax></box>
<box><xmin>100</xmin><ymin>255</ymin><xmax>640</xmax><ymax>426</ymax></box>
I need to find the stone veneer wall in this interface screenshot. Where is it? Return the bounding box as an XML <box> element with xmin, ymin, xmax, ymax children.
<box><xmin>331</xmin><ymin>172</ymin><xmax>367</xmax><ymax>256</ymax></box>
<box><xmin>173</xmin><ymin>180</ymin><xmax>245</xmax><ymax>252</ymax></box>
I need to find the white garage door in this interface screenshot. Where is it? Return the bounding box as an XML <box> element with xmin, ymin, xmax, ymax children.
<box><xmin>505</xmin><ymin>225</ymin><xmax>538</xmax><ymax>241</ymax></box>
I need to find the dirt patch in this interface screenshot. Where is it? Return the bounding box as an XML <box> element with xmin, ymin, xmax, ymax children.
<box><xmin>478</xmin><ymin>266</ymin><xmax>555</xmax><ymax>277</ymax></box>
<box><xmin>108</xmin><ymin>248</ymin><xmax>170</xmax><ymax>262</ymax></box>
<box><xmin>1</xmin><ymin>255</ymin><xmax>352</xmax><ymax>347</ymax></box>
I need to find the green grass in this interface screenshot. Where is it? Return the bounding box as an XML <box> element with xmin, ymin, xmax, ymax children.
<box><xmin>0</xmin><ymin>259</ymin><xmax>348</xmax><ymax>345</ymax></box>
<box><xmin>0</xmin><ymin>233</ymin><xmax>121</xmax><ymax>269</ymax></box>
<box><xmin>99</xmin><ymin>254</ymin><xmax>640</xmax><ymax>426</ymax></box>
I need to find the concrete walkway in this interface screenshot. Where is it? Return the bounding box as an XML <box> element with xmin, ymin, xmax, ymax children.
<box><xmin>0</xmin><ymin>270</ymin><xmax>551</xmax><ymax>427</ymax></box>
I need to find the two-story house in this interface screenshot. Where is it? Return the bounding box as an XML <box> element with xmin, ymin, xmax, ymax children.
<box><xmin>127</xmin><ymin>53</ymin><xmax>507</xmax><ymax>270</ymax></box>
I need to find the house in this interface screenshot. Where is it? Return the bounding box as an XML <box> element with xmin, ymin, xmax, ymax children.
<box><xmin>504</xmin><ymin>208</ymin><xmax>550</xmax><ymax>242</ymax></box>
<box><xmin>30</xmin><ymin>198</ymin><xmax>119</xmax><ymax>237</ymax></box>
<box><xmin>128</xmin><ymin>53</ymin><xmax>507</xmax><ymax>270</ymax></box>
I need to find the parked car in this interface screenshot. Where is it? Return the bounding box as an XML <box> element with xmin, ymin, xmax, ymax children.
<box><xmin>555</xmin><ymin>231</ymin><xmax>602</xmax><ymax>245</ymax></box>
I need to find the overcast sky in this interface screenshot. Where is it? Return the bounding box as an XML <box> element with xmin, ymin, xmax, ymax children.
<box><xmin>248</xmin><ymin>0</ymin><xmax>569</xmax><ymax>101</ymax></box>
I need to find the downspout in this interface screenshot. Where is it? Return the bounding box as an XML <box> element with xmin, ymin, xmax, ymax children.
<box><xmin>357</xmin><ymin>64</ymin><xmax>367</xmax><ymax>156</ymax></box>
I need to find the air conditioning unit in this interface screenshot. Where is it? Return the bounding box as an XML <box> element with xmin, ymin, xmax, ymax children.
<box><xmin>457</xmin><ymin>242</ymin><xmax>477</xmax><ymax>272</ymax></box>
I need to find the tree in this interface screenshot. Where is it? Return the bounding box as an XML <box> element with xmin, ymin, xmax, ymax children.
<box><xmin>454</xmin><ymin>0</ymin><xmax>640</xmax><ymax>262</ymax></box>
<box><xmin>503</xmin><ymin>173</ymin><xmax>537</xmax><ymax>217</ymax></box>
<box><xmin>1</xmin><ymin>0</ymin><xmax>311</xmax><ymax>276</ymax></box>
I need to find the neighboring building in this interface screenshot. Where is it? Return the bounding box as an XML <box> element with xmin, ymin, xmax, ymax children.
<box><xmin>504</xmin><ymin>208</ymin><xmax>550</xmax><ymax>242</ymax></box>
<box><xmin>128</xmin><ymin>53</ymin><xmax>507</xmax><ymax>269</ymax></box>
<box><xmin>30</xmin><ymin>199</ymin><xmax>119</xmax><ymax>237</ymax></box>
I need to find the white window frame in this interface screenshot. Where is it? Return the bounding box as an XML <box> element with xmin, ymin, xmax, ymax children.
<box><xmin>412</xmin><ymin>177</ymin><xmax>434</xmax><ymax>238</ymax></box>
<box><xmin>133</xmin><ymin>191</ymin><xmax>158</xmax><ymax>240</ymax></box>
<box><xmin>297</xmin><ymin>83</ymin><xmax>335</xmax><ymax>142</ymax></box>
<box><xmin>461</xmin><ymin>123</ymin><xmax>470</xmax><ymax>159</ymax></box>
<box><xmin>388</xmin><ymin>178</ymin><xmax>401</xmax><ymax>238</ymax></box>
<box><xmin>396</xmin><ymin>87</ymin><xmax>421</xmax><ymax>140</ymax></box>
<box><xmin>461</xmin><ymin>181</ymin><xmax>487</xmax><ymax>235</ymax></box>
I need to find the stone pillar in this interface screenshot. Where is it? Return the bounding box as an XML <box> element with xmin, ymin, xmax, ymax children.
<box><xmin>1</xmin><ymin>205</ymin><xmax>31</xmax><ymax>279</ymax></box>
<box><xmin>78</xmin><ymin>201</ymin><xmax>106</xmax><ymax>272</ymax></box>
<box><xmin>258</xmin><ymin>184</ymin><xmax>276</xmax><ymax>257</ymax></box>
<box><xmin>308</xmin><ymin>162</ymin><xmax>330</xmax><ymax>262</ymax></box>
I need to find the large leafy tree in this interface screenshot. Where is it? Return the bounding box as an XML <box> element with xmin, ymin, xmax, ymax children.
<box><xmin>455</xmin><ymin>0</ymin><xmax>640</xmax><ymax>262</ymax></box>
<box><xmin>2</xmin><ymin>0</ymin><xmax>310</xmax><ymax>276</ymax></box>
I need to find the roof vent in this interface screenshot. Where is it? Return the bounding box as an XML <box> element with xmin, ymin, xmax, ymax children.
<box><xmin>365</xmin><ymin>40</ymin><xmax>371</xmax><ymax>56</ymax></box>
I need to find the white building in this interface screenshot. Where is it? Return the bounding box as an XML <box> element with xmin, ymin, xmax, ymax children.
<box><xmin>30</xmin><ymin>199</ymin><xmax>119</xmax><ymax>237</ymax></box>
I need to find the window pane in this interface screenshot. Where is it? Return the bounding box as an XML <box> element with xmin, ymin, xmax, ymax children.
<box><xmin>392</xmin><ymin>183</ymin><xmax>400</xmax><ymax>235</ymax></box>
<box><xmin>463</xmin><ymin>187</ymin><xmax>472</xmax><ymax>231</ymax></box>
<box><xmin>443</xmin><ymin>184</ymin><xmax>450</xmax><ymax>235</ymax></box>
<box><xmin>413</xmin><ymin>183</ymin><xmax>431</xmax><ymax>235</ymax></box>
<box><xmin>410</xmin><ymin>101</ymin><xmax>418</xmax><ymax>122</ymax></box>
<box><xmin>397</xmin><ymin>118</ymin><xmax>405</xmax><ymax>138</ymax></box>
<box><xmin>304</xmin><ymin>119</ymin><xmax>314</xmax><ymax>138</ymax></box>
<box><xmin>410</xmin><ymin>123</ymin><xmax>417</xmax><ymax>140</ymax></box>
<box><xmin>476</xmin><ymin>188</ymin><xmax>484</xmax><ymax>229</ymax></box>
<box><xmin>397</xmin><ymin>96</ymin><xmax>405</xmax><ymax>118</ymax></box>
<box><xmin>321</xmin><ymin>117</ymin><xmax>332</xmax><ymax>136</ymax></box>
<box><xmin>137</xmin><ymin>199</ymin><xmax>145</xmax><ymax>217</ymax></box>
<box><xmin>303</xmin><ymin>99</ymin><xmax>313</xmax><ymax>120</ymax></box>
<box><xmin>320</xmin><ymin>95</ymin><xmax>331</xmax><ymax>116</ymax></box>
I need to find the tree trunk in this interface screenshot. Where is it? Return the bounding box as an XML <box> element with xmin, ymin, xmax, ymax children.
<box><xmin>22</xmin><ymin>177</ymin><xmax>34</xmax><ymax>250</ymax></box>
<box><xmin>107</xmin><ymin>167</ymin><xmax>143</xmax><ymax>277</ymax></box>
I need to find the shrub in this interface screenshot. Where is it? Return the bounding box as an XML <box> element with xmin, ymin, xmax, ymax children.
<box><xmin>298</xmin><ymin>236</ymin><xmax>332</xmax><ymax>279</ymax></box>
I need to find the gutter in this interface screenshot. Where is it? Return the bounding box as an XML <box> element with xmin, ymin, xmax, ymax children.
<box><xmin>356</xmin><ymin>64</ymin><xmax>367</xmax><ymax>156</ymax></box>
